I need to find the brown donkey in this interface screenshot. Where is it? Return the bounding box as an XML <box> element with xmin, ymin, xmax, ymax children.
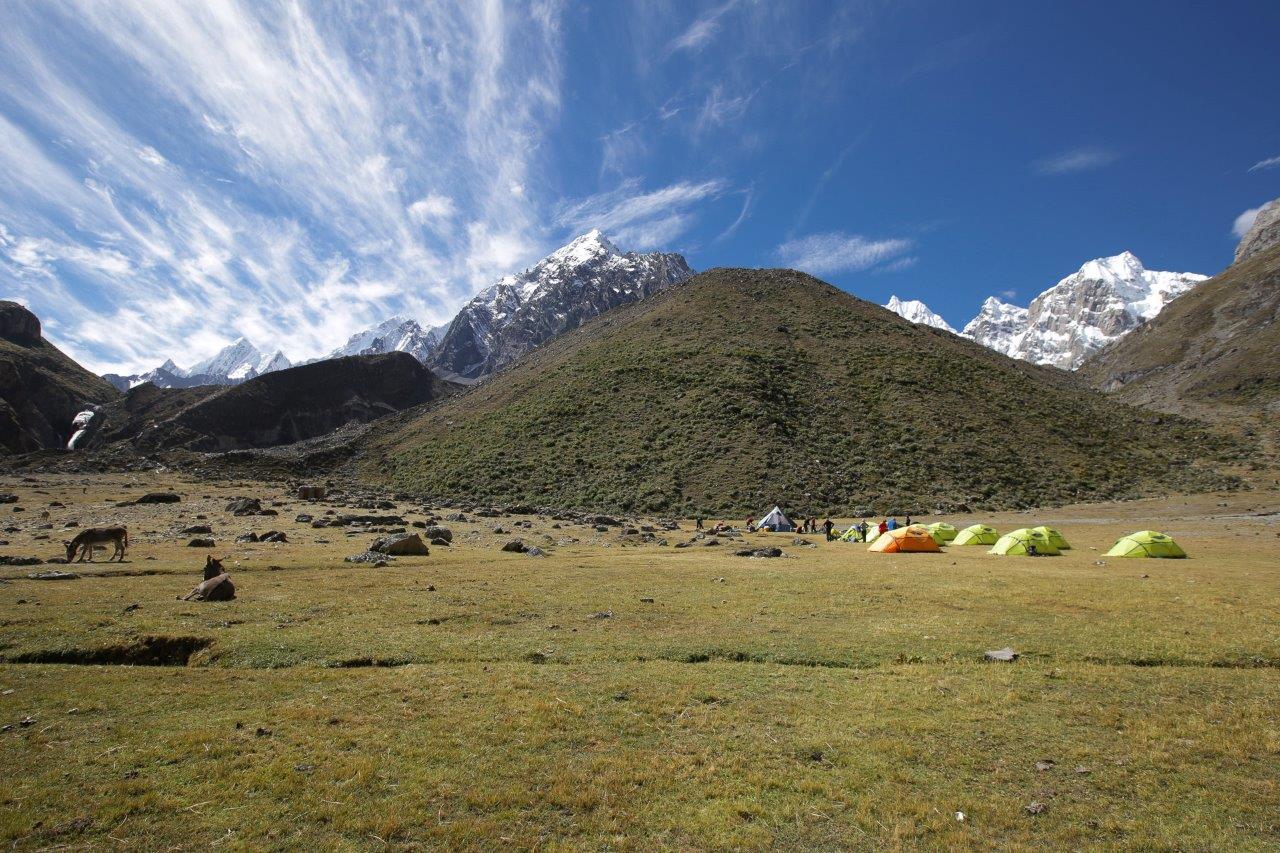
<box><xmin>65</xmin><ymin>526</ymin><xmax>129</xmax><ymax>562</ymax></box>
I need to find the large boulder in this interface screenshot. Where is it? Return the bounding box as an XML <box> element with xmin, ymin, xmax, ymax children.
<box><xmin>370</xmin><ymin>533</ymin><xmax>429</xmax><ymax>556</ymax></box>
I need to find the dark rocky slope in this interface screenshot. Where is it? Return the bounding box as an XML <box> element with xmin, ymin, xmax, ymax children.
<box><xmin>126</xmin><ymin>352</ymin><xmax>457</xmax><ymax>452</ymax></box>
<box><xmin>0</xmin><ymin>301</ymin><xmax>119</xmax><ymax>454</ymax></box>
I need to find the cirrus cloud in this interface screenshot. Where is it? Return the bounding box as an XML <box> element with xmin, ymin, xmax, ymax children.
<box><xmin>775</xmin><ymin>232</ymin><xmax>914</xmax><ymax>277</ymax></box>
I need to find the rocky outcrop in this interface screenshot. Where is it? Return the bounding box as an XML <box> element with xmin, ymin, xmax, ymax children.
<box><xmin>1235</xmin><ymin>198</ymin><xmax>1280</xmax><ymax>265</ymax></box>
<box><xmin>0</xmin><ymin>301</ymin><xmax>120</xmax><ymax>454</ymax></box>
<box><xmin>428</xmin><ymin>230</ymin><xmax>693</xmax><ymax>381</ymax></box>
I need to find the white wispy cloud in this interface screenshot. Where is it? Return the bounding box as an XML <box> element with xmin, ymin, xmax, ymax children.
<box><xmin>1033</xmin><ymin>146</ymin><xmax>1119</xmax><ymax>175</ymax></box>
<box><xmin>667</xmin><ymin>0</ymin><xmax>741</xmax><ymax>54</ymax></box>
<box><xmin>775</xmin><ymin>232</ymin><xmax>913</xmax><ymax>277</ymax></box>
<box><xmin>407</xmin><ymin>193</ymin><xmax>457</xmax><ymax>225</ymax></box>
<box><xmin>1248</xmin><ymin>154</ymin><xmax>1280</xmax><ymax>172</ymax></box>
<box><xmin>554</xmin><ymin>178</ymin><xmax>727</xmax><ymax>249</ymax></box>
<box><xmin>0</xmin><ymin>1</ymin><xmax>566</xmax><ymax>373</ymax></box>
<box><xmin>1232</xmin><ymin>206</ymin><xmax>1263</xmax><ymax>239</ymax></box>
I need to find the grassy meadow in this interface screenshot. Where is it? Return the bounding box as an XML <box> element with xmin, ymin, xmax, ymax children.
<box><xmin>1</xmin><ymin>475</ymin><xmax>1277</xmax><ymax>849</ymax></box>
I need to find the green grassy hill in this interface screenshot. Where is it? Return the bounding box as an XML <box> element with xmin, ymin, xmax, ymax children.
<box><xmin>363</xmin><ymin>268</ymin><xmax>1243</xmax><ymax>515</ymax></box>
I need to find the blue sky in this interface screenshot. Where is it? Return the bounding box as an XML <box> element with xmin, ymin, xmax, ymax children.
<box><xmin>0</xmin><ymin>1</ymin><xmax>1277</xmax><ymax>373</ymax></box>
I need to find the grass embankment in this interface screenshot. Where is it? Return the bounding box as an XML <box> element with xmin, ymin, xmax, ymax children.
<box><xmin>0</xmin><ymin>476</ymin><xmax>1278</xmax><ymax>848</ymax></box>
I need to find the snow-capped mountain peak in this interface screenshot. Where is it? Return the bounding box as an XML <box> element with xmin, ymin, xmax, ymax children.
<box><xmin>545</xmin><ymin>228</ymin><xmax>620</xmax><ymax>268</ymax></box>
<box><xmin>428</xmin><ymin>230</ymin><xmax>694</xmax><ymax>381</ymax></box>
<box><xmin>964</xmin><ymin>251</ymin><xmax>1206</xmax><ymax>369</ymax></box>
<box><xmin>884</xmin><ymin>295</ymin><xmax>957</xmax><ymax>333</ymax></box>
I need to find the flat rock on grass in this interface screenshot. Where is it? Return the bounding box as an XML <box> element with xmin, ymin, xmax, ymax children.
<box><xmin>984</xmin><ymin>647</ymin><xmax>1019</xmax><ymax>662</ymax></box>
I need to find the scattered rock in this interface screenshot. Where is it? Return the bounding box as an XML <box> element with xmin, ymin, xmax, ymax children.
<box><xmin>421</xmin><ymin>526</ymin><xmax>453</xmax><ymax>543</ymax></box>
<box><xmin>984</xmin><ymin>647</ymin><xmax>1018</xmax><ymax>662</ymax></box>
<box><xmin>259</xmin><ymin>531</ymin><xmax>288</xmax><ymax>543</ymax></box>
<box><xmin>26</xmin><ymin>570</ymin><xmax>79</xmax><ymax>580</ymax></box>
<box><xmin>0</xmin><ymin>494</ymin><xmax>17</xmax><ymax>504</ymax></box>
<box><xmin>187</xmin><ymin>538</ymin><xmax>216</xmax><ymax>548</ymax></box>
<box><xmin>1035</xmin><ymin>759</ymin><xmax>1056</xmax><ymax>772</ymax></box>
<box><xmin>587</xmin><ymin>609</ymin><xmax>613</xmax><ymax>620</ymax></box>
<box><xmin>525</xmin><ymin>546</ymin><xmax>546</xmax><ymax>557</ymax></box>
<box><xmin>235</xmin><ymin>533</ymin><xmax>259</xmax><ymax>543</ymax></box>
<box><xmin>345</xmin><ymin>551</ymin><xmax>390</xmax><ymax>567</ymax></box>
<box><xmin>135</xmin><ymin>492</ymin><xmax>180</xmax><ymax>504</ymax></box>
<box><xmin>0</xmin><ymin>555</ymin><xmax>42</xmax><ymax>566</ymax></box>
<box><xmin>640</xmin><ymin>597</ymin><xmax>655</xmax><ymax>603</ymax></box>
<box><xmin>1025</xmin><ymin>802</ymin><xmax>1047</xmax><ymax>815</ymax></box>
<box><xmin>225</xmin><ymin>498</ymin><xmax>262</xmax><ymax>516</ymax></box>
<box><xmin>501</xmin><ymin>539</ymin><xmax>526</xmax><ymax>553</ymax></box>
<box><xmin>182</xmin><ymin>525</ymin><xmax>213</xmax><ymax>535</ymax></box>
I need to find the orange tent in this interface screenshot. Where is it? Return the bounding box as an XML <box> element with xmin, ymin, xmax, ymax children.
<box><xmin>868</xmin><ymin>524</ymin><xmax>941</xmax><ymax>553</ymax></box>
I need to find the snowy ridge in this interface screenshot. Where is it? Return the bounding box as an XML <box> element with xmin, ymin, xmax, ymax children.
<box><xmin>104</xmin><ymin>337</ymin><xmax>292</xmax><ymax>390</ymax></box>
<box><xmin>963</xmin><ymin>252</ymin><xmax>1206</xmax><ymax>370</ymax></box>
<box><xmin>325</xmin><ymin>316</ymin><xmax>446</xmax><ymax>363</ymax></box>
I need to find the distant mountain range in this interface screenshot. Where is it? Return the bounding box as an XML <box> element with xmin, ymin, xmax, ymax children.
<box><xmin>105</xmin><ymin>230</ymin><xmax>693</xmax><ymax>389</ymax></box>
<box><xmin>883</xmin><ymin>252</ymin><xmax>1206</xmax><ymax>370</ymax></box>
<box><xmin>104</xmin><ymin>339</ymin><xmax>292</xmax><ymax>391</ymax></box>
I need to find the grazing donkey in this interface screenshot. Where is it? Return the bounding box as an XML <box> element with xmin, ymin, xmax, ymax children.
<box><xmin>64</xmin><ymin>526</ymin><xmax>129</xmax><ymax>562</ymax></box>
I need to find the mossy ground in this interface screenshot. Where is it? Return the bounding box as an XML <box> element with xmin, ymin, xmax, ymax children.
<box><xmin>1</xmin><ymin>475</ymin><xmax>1278</xmax><ymax>849</ymax></box>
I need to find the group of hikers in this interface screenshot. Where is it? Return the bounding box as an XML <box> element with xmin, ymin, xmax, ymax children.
<box><xmin>837</xmin><ymin>515</ymin><xmax>912</xmax><ymax>542</ymax></box>
<box><xmin>695</xmin><ymin>512</ymin><xmax>915</xmax><ymax>542</ymax></box>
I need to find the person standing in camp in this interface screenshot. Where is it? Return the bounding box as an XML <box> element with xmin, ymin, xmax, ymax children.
<box><xmin>904</xmin><ymin>514</ymin><xmax>912</xmax><ymax>527</ymax></box>
<box><xmin>822</xmin><ymin>518</ymin><xmax>835</xmax><ymax>540</ymax></box>
<box><xmin>859</xmin><ymin>520</ymin><xmax>869</xmax><ymax>542</ymax></box>
<box><xmin>886</xmin><ymin>516</ymin><xmax>898</xmax><ymax>531</ymax></box>
<box><xmin>695</xmin><ymin>517</ymin><xmax>704</xmax><ymax>530</ymax></box>
<box><xmin>878</xmin><ymin>519</ymin><xmax>888</xmax><ymax>538</ymax></box>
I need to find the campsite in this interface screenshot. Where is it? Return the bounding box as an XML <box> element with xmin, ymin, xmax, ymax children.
<box><xmin>1</xmin><ymin>473</ymin><xmax>1277</xmax><ymax>849</ymax></box>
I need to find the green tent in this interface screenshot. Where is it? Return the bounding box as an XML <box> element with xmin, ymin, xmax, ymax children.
<box><xmin>1031</xmin><ymin>525</ymin><xmax>1071</xmax><ymax>550</ymax></box>
<box><xmin>926</xmin><ymin>522</ymin><xmax>958</xmax><ymax>544</ymax></box>
<box><xmin>1105</xmin><ymin>530</ymin><xmax>1187</xmax><ymax>559</ymax></box>
<box><xmin>989</xmin><ymin>527</ymin><xmax>1060</xmax><ymax>556</ymax></box>
<box><xmin>839</xmin><ymin>523</ymin><xmax>867</xmax><ymax>542</ymax></box>
<box><xmin>952</xmin><ymin>524</ymin><xmax>999</xmax><ymax>546</ymax></box>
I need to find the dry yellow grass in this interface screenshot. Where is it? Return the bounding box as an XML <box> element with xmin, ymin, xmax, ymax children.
<box><xmin>1</xmin><ymin>474</ymin><xmax>1278</xmax><ymax>848</ymax></box>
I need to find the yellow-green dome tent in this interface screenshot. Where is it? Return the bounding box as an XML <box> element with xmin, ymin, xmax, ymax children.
<box><xmin>952</xmin><ymin>524</ymin><xmax>999</xmax><ymax>546</ymax></box>
<box><xmin>1031</xmin><ymin>525</ymin><xmax>1071</xmax><ymax>550</ymax></box>
<box><xmin>989</xmin><ymin>528</ymin><xmax>1060</xmax><ymax>556</ymax></box>
<box><xmin>839</xmin><ymin>523</ymin><xmax>868</xmax><ymax>542</ymax></box>
<box><xmin>1105</xmin><ymin>530</ymin><xmax>1187</xmax><ymax>559</ymax></box>
<box><xmin>926</xmin><ymin>522</ymin><xmax>958</xmax><ymax>544</ymax></box>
